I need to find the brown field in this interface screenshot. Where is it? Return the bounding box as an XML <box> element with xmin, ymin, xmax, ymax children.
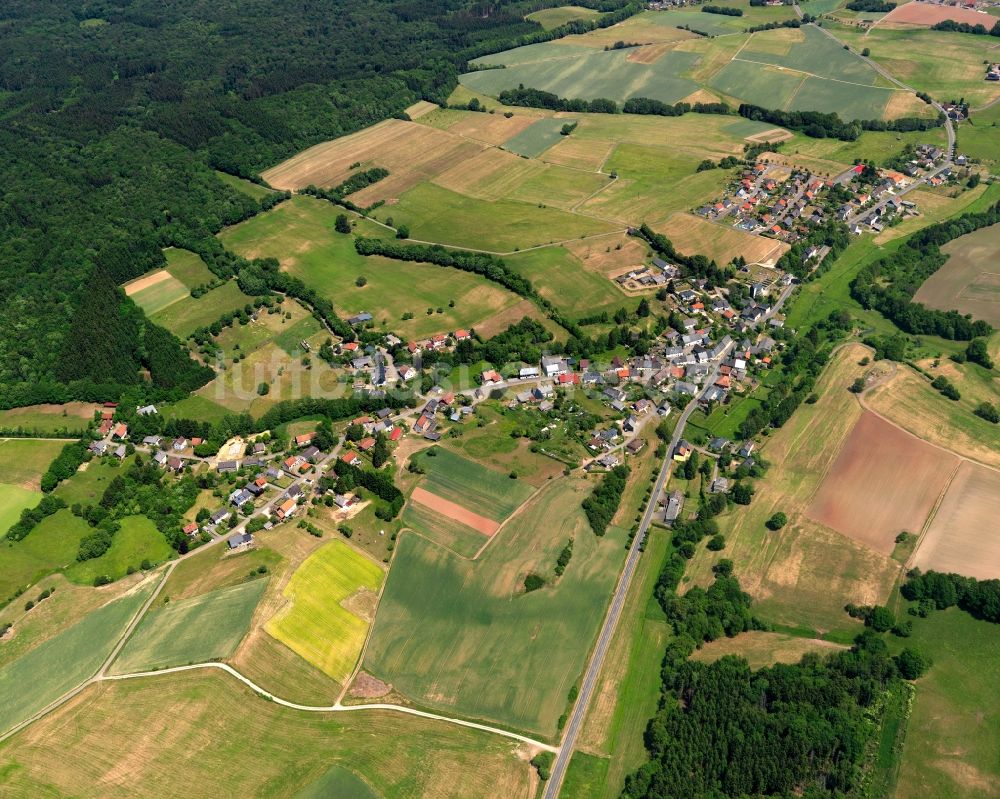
<box><xmin>807</xmin><ymin>411</ymin><xmax>958</xmax><ymax>554</ymax></box>
<box><xmin>626</xmin><ymin>42</ymin><xmax>675</xmax><ymax>64</ymax></box>
<box><xmin>690</xmin><ymin>631</ymin><xmax>846</xmax><ymax>670</ymax></box>
<box><xmin>122</xmin><ymin>269</ymin><xmax>172</xmax><ymax>296</ymax></box>
<box><xmin>563</xmin><ymin>232</ymin><xmax>650</xmax><ymax>275</ymax></box>
<box><xmin>261</xmin><ymin>119</ymin><xmax>482</xmax><ymax>200</ymax></box>
<box><xmin>444</xmin><ymin>112</ymin><xmax>540</xmax><ymax>146</ymax></box>
<box><xmin>679</xmin><ymin>88</ymin><xmax>725</xmax><ymax>106</ymax></box>
<box><xmin>759</xmin><ymin>150</ymin><xmax>849</xmax><ymax>179</ymax></box>
<box><xmin>656</xmin><ymin>212</ymin><xmax>790</xmax><ymax>267</ymax></box>
<box><xmin>540</xmin><ymin>136</ymin><xmax>614</xmax><ymax>171</ymax></box>
<box><xmin>913</xmin><ymin>461</ymin><xmax>1000</xmax><ymax>579</ymax></box>
<box><xmin>559</xmin><ymin>15</ymin><xmax>699</xmax><ymax>48</ymax></box>
<box><xmin>432</xmin><ymin>147</ymin><xmax>542</xmax><ymax>200</ymax></box>
<box><xmin>880</xmin><ymin>2</ymin><xmax>997</xmax><ymax>27</ymax></box>
<box><xmin>404</xmin><ymin>100</ymin><xmax>438</xmax><ymax>119</ymax></box>
<box><xmin>884</xmin><ymin>90</ymin><xmax>935</xmax><ymax>120</ymax></box>
<box><xmin>410</xmin><ymin>487</ymin><xmax>498</xmax><ymax>536</ymax></box>
<box><xmin>746</xmin><ymin>127</ymin><xmax>794</xmax><ymax>144</ymax></box>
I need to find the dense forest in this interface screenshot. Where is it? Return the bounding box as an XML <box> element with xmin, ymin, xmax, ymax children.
<box><xmin>0</xmin><ymin>0</ymin><xmax>594</xmax><ymax>404</ymax></box>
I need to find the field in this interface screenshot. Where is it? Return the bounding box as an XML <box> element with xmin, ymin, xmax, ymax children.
<box><xmin>684</xmin><ymin>344</ymin><xmax>900</xmax><ymax>636</ymax></box>
<box><xmin>265</xmin><ymin>540</ymin><xmax>384</xmax><ymax>683</ymax></box>
<box><xmin>913</xmin><ymin>223</ymin><xmax>1000</xmax><ymax>327</ymax></box>
<box><xmin>150</xmin><ymin>280</ymin><xmax>253</xmax><ymax>339</ymax></box>
<box><xmin>526</xmin><ymin>5</ymin><xmax>599</xmax><ymax>29</ymax></box>
<box><xmin>122</xmin><ymin>270</ymin><xmax>189</xmax><ymax>316</ymax></box>
<box><xmin>0</xmin><ymin>402</ymin><xmax>97</xmax><ymax>435</ymax></box>
<box><xmin>656</xmin><ymin>212</ymin><xmax>789</xmax><ymax>267</ymax></box>
<box><xmin>110</xmin><ymin>579</ymin><xmax>267</xmax><ymax>674</ymax></box>
<box><xmin>411</xmin><ymin>447</ymin><xmax>536</xmax><ymax>522</ymax></box>
<box><xmin>0</xmin><ymin>438</ymin><xmax>66</xmax><ymax>489</ymax></box>
<box><xmin>502</xmin><ymin>117</ymin><xmax>577</xmax><ymax>158</ymax></box>
<box><xmin>296</xmin><ymin>765</ymin><xmax>379</xmax><ymax>799</ymax></box>
<box><xmin>63</xmin><ymin>515</ymin><xmax>173</xmax><ymax>586</ymax></box>
<box><xmin>220</xmin><ymin>195</ymin><xmax>532</xmax><ymax>338</ymax></box>
<box><xmin>364</xmin><ymin>477</ymin><xmax>628</xmax><ymax>737</ymax></box>
<box><xmin>879</xmin><ymin>1</ymin><xmax>997</xmax><ymax>27</ymax></box>
<box><xmin>912</xmin><ymin>461</ymin><xmax>1000</xmax><ymax>579</ymax></box>
<box><xmin>401</xmin><ymin>498</ymin><xmax>489</xmax><ymax>559</ymax></box>
<box><xmin>215</xmin><ymin>170</ymin><xmax>278</xmax><ymax>201</ymax></box>
<box><xmin>956</xmin><ymin>103</ymin><xmax>1000</xmax><ymax>167</ymax></box>
<box><xmin>0</xmin><ymin>670</ymin><xmax>537</xmax><ymax>798</ymax></box>
<box><xmin>0</xmin><ymin>578</ymin><xmax>155</xmax><ymax>736</ymax></box>
<box><xmin>0</xmin><ymin>509</ymin><xmax>94</xmax><ymax>601</ymax></box>
<box><xmin>0</xmin><ymin>485</ymin><xmax>41</xmax><ymax>539</ymax></box>
<box><xmin>891</xmin><ymin>609</ymin><xmax>1000</xmax><ymax>798</ymax></box>
<box><xmin>690</xmin><ymin>631</ymin><xmax>846</xmax><ymax>669</ymax></box>
<box><xmin>807</xmin><ymin>411</ymin><xmax>958</xmax><ymax>555</ymax></box>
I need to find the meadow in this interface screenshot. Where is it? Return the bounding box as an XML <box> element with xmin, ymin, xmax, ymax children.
<box><xmin>63</xmin><ymin>515</ymin><xmax>173</xmax><ymax>586</ymax></box>
<box><xmin>0</xmin><ymin>670</ymin><xmax>537</xmax><ymax>798</ymax></box>
<box><xmin>0</xmin><ymin>438</ymin><xmax>67</xmax><ymax>489</ymax></box>
<box><xmin>502</xmin><ymin>117</ymin><xmax>576</xmax><ymax>158</ymax></box>
<box><xmin>913</xmin><ymin>222</ymin><xmax>1000</xmax><ymax>327</ymax></box>
<box><xmin>690</xmin><ymin>631</ymin><xmax>845</xmax><ymax>669</ymax></box>
<box><xmin>955</xmin><ymin>103</ymin><xmax>1000</xmax><ymax>168</ymax></box>
<box><xmin>110</xmin><ymin>578</ymin><xmax>267</xmax><ymax>674</ymax></box>
<box><xmin>0</xmin><ymin>509</ymin><xmax>92</xmax><ymax>601</ymax></box>
<box><xmin>526</xmin><ymin>5</ymin><xmax>599</xmax><ymax>30</ymax></box>
<box><xmin>215</xmin><ymin>170</ymin><xmax>278</xmax><ymax>201</ymax></box>
<box><xmin>124</xmin><ymin>248</ymin><xmax>217</xmax><ymax>318</ymax></box>
<box><xmin>150</xmin><ymin>279</ymin><xmax>254</xmax><ymax>339</ymax></box>
<box><xmin>364</xmin><ymin>476</ymin><xmax>628</xmax><ymax>737</ymax></box>
<box><xmin>0</xmin><ymin>485</ymin><xmax>41</xmax><ymax>540</ymax></box>
<box><xmin>265</xmin><ymin>540</ymin><xmax>384</xmax><ymax>683</ymax></box>
<box><xmin>0</xmin><ymin>579</ymin><xmax>155</xmax><ymax>736</ymax></box>
<box><xmin>0</xmin><ymin>402</ymin><xmax>97</xmax><ymax>435</ymax></box>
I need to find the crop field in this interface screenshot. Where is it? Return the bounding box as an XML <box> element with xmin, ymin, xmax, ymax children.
<box><xmin>807</xmin><ymin>411</ymin><xmax>958</xmax><ymax>555</ymax></box>
<box><xmin>162</xmin><ymin>247</ymin><xmax>216</xmax><ymax>288</ymax></box>
<box><xmin>110</xmin><ymin>579</ymin><xmax>267</xmax><ymax>674</ymax></box>
<box><xmin>63</xmin><ymin>515</ymin><xmax>173</xmax><ymax>586</ymax></box>
<box><xmin>401</xmin><ymin>498</ymin><xmax>488</xmax><ymax>558</ymax></box>
<box><xmin>526</xmin><ymin>5</ymin><xmax>599</xmax><ymax>29</ymax></box>
<box><xmin>913</xmin><ymin>223</ymin><xmax>1000</xmax><ymax>327</ymax></box>
<box><xmin>150</xmin><ymin>280</ymin><xmax>253</xmax><ymax>339</ymax></box>
<box><xmin>367</xmin><ymin>181</ymin><xmax>617</xmax><ymax>252</ymax></box>
<box><xmin>880</xmin><ymin>1</ymin><xmax>996</xmax><ymax>27</ymax></box>
<box><xmin>220</xmin><ymin>195</ymin><xmax>531</xmax><ymax>338</ymax></box>
<box><xmin>502</xmin><ymin>117</ymin><xmax>577</xmax><ymax>158</ymax></box>
<box><xmin>912</xmin><ymin>462</ymin><xmax>1000</xmax><ymax>579</ymax></box>
<box><xmin>427</xmin><ymin>108</ymin><xmax>542</xmax><ymax>145</ymax></box>
<box><xmin>122</xmin><ymin>269</ymin><xmax>189</xmax><ymax>316</ymax></box>
<box><xmin>684</xmin><ymin>344</ymin><xmax>899</xmax><ymax>636</ymax></box>
<box><xmin>365</xmin><ymin>477</ymin><xmax>628</xmax><ymax>737</ymax></box>
<box><xmin>265</xmin><ymin>540</ymin><xmax>384</xmax><ymax>683</ymax></box>
<box><xmin>296</xmin><ymin>765</ymin><xmax>379</xmax><ymax>799</ymax></box>
<box><xmin>890</xmin><ymin>609</ymin><xmax>1000</xmax><ymax>799</ymax></box>
<box><xmin>656</xmin><ymin>212</ymin><xmax>790</xmax><ymax>267</ymax></box>
<box><xmin>0</xmin><ymin>578</ymin><xmax>155</xmax><ymax>736</ymax></box>
<box><xmin>411</xmin><ymin>447</ymin><xmax>535</xmax><ymax>522</ymax></box>
<box><xmin>0</xmin><ymin>671</ymin><xmax>537</xmax><ymax>799</ymax></box>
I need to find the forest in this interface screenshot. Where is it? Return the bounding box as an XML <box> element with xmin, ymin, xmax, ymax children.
<box><xmin>0</xmin><ymin>0</ymin><xmax>602</xmax><ymax>406</ymax></box>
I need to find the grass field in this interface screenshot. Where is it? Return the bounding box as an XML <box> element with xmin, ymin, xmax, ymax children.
<box><xmin>110</xmin><ymin>579</ymin><xmax>267</xmax><ymax>674</ymax></box>
<box><xmin>0</xmin><ymin>438</ymin><xmax>66</xmax><ymax>489</ymax></box>
<box><xmin>150</xmin><ymin>280</ymin><xmax>253</xmax><ymax>339</ymax></box>
<box><xmin>365</xmin><ymin>476</ymin><xmax>628</xmax><ymax>737</ymax></box>
<box><xmin>0</xmin><ymin>670</ymin><xmax>537</xmax><ymax>798</ymax></box>
<box><xmin>913</xmin><ymin>222</ymin><xmax>1000</xmax><ymax>327</ymax></box>
<box><xmin>220</xmin><ymin>195</ymin><xmax>531</xmax><ymax>337</ymax></box>
<box><xmin>63</xmin><ymin>516</ymin><xmax>173</xmax><ymax>586</ymax></box>
<box><xmin>215</xmin><ymin>170</ymin><xmax>278</xmax><ymax>201</ymax></box>
<box><xmin>53</xmin><ymin>458</ymin><xmax>125</xmax><ymax>506</ymax></box>
<box><xmin>0</xmin><ymin>509</ymin><xmax>94</xmax><ymax>602</ymax></box>
<box><xmin>502</xmin><ymin>117</ymin><xmax>576</xmax><ymax>158</ymax></box>
<box><xmin>891</xmin><ymin>609</ymin><xmax>1000</xmax><ymax>799</ymax></box>
<box><xmin>295</xmin><ymin>765</ymin><xmax>379</xmax><ymax>799</ymax></box>
<box><xmin>526</xmin><ymin>5</ymin><xmax>599</xmax><ymax>29</ymax></box>
<box><xmin>123</xmin><ymin>270</ymin><xmax>189</xmax><ymax>316</ymax></box>
<box><xmin>265</xmin><ymin>540</ymin><xmax>384</xmax><ymax>683</ymax></box>
<box><xmin>163</xmin><ymin>247</ymin><xmax>216</xmax><ymax>288</ymax></box>
<box><xmin>684</xmin><ymin>344</ymin><xmax>899</xmax><ymax>636</ymax></box>
<box><xmin>956</xmin><ymin>102</ymin><xmax>1000</xmax><ymax>167</ymax></box>
<box><xmin>401</xmin><ymin>499</ymin><xmax>488</xmax><ymax>558</ymax></box>
<box><xmin>0</xmin><ymin>402</ymin><xmax>97</xmax><ymax>435</ymax></box>
<box><xmin>0</xmin><ymin>485</ymin><xmax>41</xmax><ymax>539</ymax></box>
<box><xmin>0</xmin><ymin>578</ymin><xmax>155</xmax><ymax>736</ymax></box>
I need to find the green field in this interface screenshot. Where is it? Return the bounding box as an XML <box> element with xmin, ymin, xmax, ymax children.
<box><xmin>110</xmin><ymin>578</ymin><xmax>267</xmax><ymax>674</ymax></box>
<box><xmin>365</xmin><ymin>477</ymin><xmax>628</xmax><ymax>737</ymax></box>
<box><xmin>163</xmin><ymin>247</ymin><xmax>216</xmax><ymax>289</ymax></box>
<box><xmin>160</xmin><ymin>394</ymin><xmax>234</xmax><ymax>425</ymax></box>
<box><xmin>0</xmin><ymin>579</ymin><xmax>155</xmax><ymax>736</ymax></box>
<box><xmin>0</xmin><ymin>509</ymin><xmax>95</xmax><ymax>601</ymax></box>
<box><xmin>0</xmin><ymin>403</ymin><xmax>96</xmax><ymax>435</ymax></box>
<box><xmin>412</xmin><ymin>447</ymin><xmax>535</xmax><ymax>521</ymax></box>
<box><xmin>53</xmin><ymin>458</ymin><xmax>127</xmax><ymax>506</ymax></box>
<box><xmin>503</xmin><ymin>117</ymin><xmax>577</xmax><ymax>158</ymax></box>
<box><xmin>401</xmin><ymin>500</ymin><xmax>487</xmax><ymax>559</ymax></box>
<box><xmin>125</xmin><ymin>272</ymin><xmax>189</xmax><ymax>316</ymax></box>
<box><xmin>368</xmin><ymin>181</ymin><xmax>617</xmax><ymax>252</ymax></box>
<box><xmin>295</xmin><ymin>765</ymin><xmax>379</xmax><ymax>799</ymax></box>
<box><xmin>64</xmin><ymin>516</ymin><xmax>173</xmax><ymax>585</ymax></box>
<box><xmin>0</xmin><ymin>670</ymin><xmax>535</xmax><ymax>797</ymax></box>
<box><xmin>505</xmin><ymin>246</ymin><xmax>632</xmax><ymax>318</ymax></box>
<box><xmin>220</xmin><ymin>195</ymin><xmax>532</xmax><ymax>337</ymax></box>
<box><xmin>150</xmin><ymin>280</ymin><xmax>253</xmax><ymax>338</ymax></box>
<box><xmin>215</xmin><ymin>170</ymin><xmax>279</xmax><ymax>201</ymax></box>
<box><xmin>0</xmin><ymin>485</ymin><xmax>40</xmax><ymax>539</ymax></box>
<box><xmin>526</xmin><ymin>5</ymin><xmax>599</xmax><ymax>30</ymax></box>
<box><xmin>958</xmin><ymin>103</ymin><xmax>1000</xmax><ymax>167</ymax></box>
<box><xmin>265</xmin><ymin>540</ymin><xmax>383</xmax><ymax>682</ymax></box>
<box><xmin>891</xmin><ymin>609</ymin><xmax>1000</xmax><ymax>799</ymax></box>
<box><xmin>0</xmin><ymin>438</ymin><xmax>65</xmax><ymax>488</ymax></box>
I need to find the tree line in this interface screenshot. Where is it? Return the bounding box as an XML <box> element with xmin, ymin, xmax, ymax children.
<box><xmin>582</xmin><ymin>465</ymin><xmax>630</xmax><ymax>535</ymax></box>
<box><xmin>738</xmin><ymin>103</ymin><xmax>943</xmax><ymax>141</ymax></box>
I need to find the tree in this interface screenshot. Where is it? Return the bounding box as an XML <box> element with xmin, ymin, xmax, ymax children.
<box><xmin>730</xmin><ymin>482</ymin><xmax>754</xmax><ymax>505</ymax></box>
<box><xmin>966</xmin><ymin>338</ymin><xmax>994</xmax><ymax>369</ymax></box>
<box><xmin>849</xmin><ymin>377</ymin><xmax>866</xmax><ymax>393</ymax></box>
<box><xmin>335</xmin><ymin>213</ymin><xmax>351</xmax><ymax>234</ymax></box>
<box><xmin>765</xmin><ymin>511</ymin><xmax>787</xmax><ymax>531</ymax></box>
<box><xmin>706</xmin><ymin>534</ymin><xmax>726</xmax><ymax>551</ymax></box>
<box><xmin>371</xmin><ymin>433</ymin><xmax>390</xmax><ymax>469</ymax></box>
<box><xmin>395</xmin><ymin>224</ymin><xmax>410</xmax><ymax>239</ymax></box>
<box><xmin>355</xmin><ymin>275</ymin><xmax>367</xmax><ymax>287</ymax></box>
<box><xmin>895</xmin><ymin>647</ymin><xmax>930</xmax><ymax>679</ymax></box>
<box><xmin>974</xmin><ymin>402</ymin><xmax>999</xmax><ymax>423</ymax></box>
<box><xmin>867</xmin><ymin>605</ymin><xmax>896</xmax><ymax>632</ymax></box>
<box><xmin>257</xmin><ymin>382</ymin><xmax>270</xmax><ymax>396</ymax></box>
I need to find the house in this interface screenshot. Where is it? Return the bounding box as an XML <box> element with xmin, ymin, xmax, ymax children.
<box><xmin>167</xmin><ymin>456</ymin><xmax>184</xmax><ymax>473</ymax></box>
<box><xmin>341</xmin><ymin>452</ymin><xmax>361</xmax><ymax>467</ymax></box>
<box><xmin>333</xmin><ymin>494</ymin><xmax>355</xmax><ymax>509</ymax></box>
<box><xmin>217</xmin><ymin>460</ymin><xmax>239</xmax><ymax>473</ymax></box>
<box><xmin>673</xmin><ymin>381</ymin><xmax>698</xmax><ymax>397</ymax></box>
<box><xmin>142</xmin><ymin>435</ymin><xmax>162</xmax><ymax>447</ymax></box>
<box><xmin>98</xmin><ymin>420</ymin><xmax>113</xmax><ymax>436</ymax></box>
<box><xmin>227</xmin><ymin>532</ymin><xmax>254</xmax><ymax>550</ymax></box>
<box><xmin>454</xmin><ymin>329</ymin><xmax>471</xmax><ymax>342</ymax></box>
<box><xmin>358</xmin><ymin>437</ymin><xmax>377</xmax><ymax>452</ymax></box>
<box><xmin>183</xmin><ymin>522</ymin><xmax>199</xmax><ymax>537</ymax></box>
<box><xmin>389</xmin><ymin>426</ymin><xmax>403</xmax><ymax>442</ymax></box>
<box><xmin>519</xmin><ymin>366</ymin><xmax>540</xmax><ymax>379</ymax></box>
<box><xmin>137</xmin><ymin>405</ymin><xmax>157</xmax><ymax>416</ymax></box>
<box><xmin>229</xmin><ymin>488</ymin><xmax>253</xmax><ymax>507</ymax></box>
<box><xmin>266</xmin><ymin>466</ymin><xmax>282</xmax><ymax>481</ymax></box>
<box><xmin>597</xmin><ymin>453</ymin><xmax>620</xmax><ymax>469</ymax></box>
<box><xmin>89</xmin><ymin>440</ymin><xmax>109</xmax><ymax>456</ymax></box>
<box><xmin>481</xmin><ymin>370</ymin><xmax>502</xmax><ymax>385</ymax></box>
<box><xmin>626</xmin><ymin>438</ymin><xmax>645</xmax><ymax>455</ymax></box>
<box><xmin>711</xmin><ymin>477</ymin><xmax>729</xmax><ymax>494</ymax></box>
<box><xmin>172</xmin><ymin>437</ymin><xmax>188</xmax><ymax>452</ymax></box>
<box><xmin>211</xmin><ymin>508</ymin><xmax>231</xmax><ymax>525</ymax></box>
<box><xmin>348</xmin><ymin>312</ymin><xmax>373</xmax><ymax>326</ymax></box>
<box><xmin>673</xmin><ymin>440</ymin><xmax>693</xmax><ymax>462</ymax></box>
<box><xmin>708</xmin><ymin>437</ymin><xmax>730</xmax><ymax>452</ymax></box>
<box><xmin>245</xmin><ymin>480</ymin><xmax>266</xmax><ymax>497</ymax></box>
<box><xmin>541</xmin><ymin>355</ymin><xmax>566</xmax><ymax>377</ymax></box>
<box><xmin>398</xmin><ymin>365</ymin><xmax>417</xmax><ymax>381</ymax></box>
<box><xmin>738</xmin><ymin>440</ymin><xmax>756</xmax><ymax>458</ymax></box>
<box><xmin>153</xmin><ymin>450</ymin><xmax>168</xmax><ymax>466</ymax></box>
<box><xmin>352</xmin><ymin>356</ymin><xmax>374</xmax><ymax>370</ymax></box>
<box><xmin>295</xmin><ymin>432</ymin><xmax>315</xmax><ymax>448</ymax></box>
<box><xmin>532</xmin><ymin>384</ymin><xmax>554</xmax><ymax>401</ymax></box>
<box><xmin>663</xmin><ymin>490</ymin><xmax>684</xmax><ymax>524</ymax></box>
<box><xmin>253</xmin><ymin>442</ymin><xmax>267</xmax><ymax>455</ymax></box>
<box><xmin>276</xmin><ymin>498</ymin><xmax>297</xmax><ymax>520</ymax></box>
<box><xmin>113</xmin><ymin>444</ymin><xmax>127</xmax><ymax>460</ymax></box>
<box><xmin>112</xmin><ymin>422</ymin><xmax>128</xmax><ymax>440</ymax></box>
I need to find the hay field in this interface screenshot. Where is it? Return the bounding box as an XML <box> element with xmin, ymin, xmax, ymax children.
<box><xmin>656</xmin><ymin>213</ymin><xmax>790</xmax><ymax>267</ymax></box>
<box><xmin>807</xmin><ymin>411</ymin><xmax>958</xmax><ymax>555</ymax></box>
<box><xmin>0</xmin><ymin>671</ymin><xmax>537</xmax><ymax>799</ymax></box>
<box><xmin>690</xmin><ymin>631</ymin><xmax>846</xmax><ymax>669</ymax></box>
<box><xmin>913</xmin><ymin>223</ymin><xmax>1000</xmax><ymax>327</ymax></box>
<box><xmin>0</xmin><ymin>485</ymin><xmax>40</xmax><ymax>540</ymax></box>
<box><xmin>431</xmin><ymin>146</ymin><xmax>543</xmax><ymax>201</ymax></box>
<box><xmin>265</xmin><ymin>540</ymin><xmax>383</xmax><ymax>683</ymax></box>
<box><xmin>110</xmin><ymin>579</ymin><xmax>267</xmax><ymax>674</ymax></box>
<box><xmin>683</xmin><ymin>344</ymin><xmax>900</xmax><ymax>635</ymax></box>
<box><xmin>0</xmin><ymin>578</ymin><xmax>155</xmax><ymax>736</ymax></box>
<box><xmin>541</xmin><ymin>134</ymin><xmax>614</xmax><ymax>170</ymax></box>
<box><xmin>365</xmin><ymin>477</ymin><xmax>629</xmax><ymax>737</ymax></box>
<box><xmin>505</xmin><ymin>244</ymin><xmax>631</xmax><ymax>316</ymax></box>
<box><xmin>0</xmin><ymin>438</ymin><xmax>65</xmax><ymax>490</ymax></box>
<box><xmin>912</xmin><ymin>462</ymin><xmax>1000</xmax><ymax>579</ymax></box>
<box><xmin>219</xmin><ymin>195</ymin><xmax>528</xmax><ymax>338</ymax></box>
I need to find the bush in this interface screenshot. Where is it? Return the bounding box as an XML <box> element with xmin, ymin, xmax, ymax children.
<box><xmin>531</xmin><ymin>752</ymin><xmax>555</xmax><ymax>780</ymax></box>
<box><xmin>706</xmin><ymin>534</ymin><xmax>726</xmax><ymax>551</ymax></box>
<box><xmin>895</xmin><ymin>648</ymin><xmax>930</xmax><ymax>679</ymax></box>
<box><xmin>524</xmin><ymin>573</ymin><xmax>546</xmax><ymax>593</ymax></box>
<box><xmin>849</xmin><ymin>377</ymin><xmax>866</xmax><ymax>393</ymax></box>
<box><xmin>765</xmin><ymin>511</ymin><xmax>787</xmax><ymax>531</ymax></box>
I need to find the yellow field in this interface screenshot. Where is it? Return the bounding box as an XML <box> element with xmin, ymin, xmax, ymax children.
<box><xmin>266</xmin><ymin>539</ymin><xmax>384</xmax><ymax>682</ymax></box>
<box><xmin>656</xmin><ymin>212</ymin><xmax>790</xmax><ymax>267</ymax></box>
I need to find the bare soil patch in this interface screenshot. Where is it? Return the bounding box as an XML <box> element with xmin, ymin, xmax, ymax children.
<box><xmin>913</xmin><ymin>461</ymin><xmax>1000</xmax><ymax>579</ymax></box>
<box><xmin>881</xmin><ymin>2</ymin><xmax>996</xmax><ymax>27</ymax></box>
<box><xmin>410</xmin><ymin>486</ymin><xmax>499</xmax><ymax>536</ymax></box>
<box><xmin>122</xmin><ymin>269</ymin><xmax>171</xmax><ymax>296</ymax></box>
<box><xmin>807</xmin><ymin>411</ymin><xmax>958</xmax><ymax>554</ymax></box>
<box><xmin>348</xmin><ymin>671</ymin><xmax>392</xmax><ymax>699</ymax></box>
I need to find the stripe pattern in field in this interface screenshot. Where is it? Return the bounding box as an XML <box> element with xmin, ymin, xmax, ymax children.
<box><xmin>415</xmin><ymin>448</ymin><xmax>535</xmax><ymax>522</ymax></box>
<box><xmin>502</xmin><ymin>118</ymin><xmax>577</xmax><ymax>159</ymax></box>
<box><xmin>410</xmin><ymin>487</ymin><xmax>499</xmax><ymax>537</ymax></box>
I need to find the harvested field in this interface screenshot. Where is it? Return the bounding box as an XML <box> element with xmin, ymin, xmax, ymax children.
<box><xmin>656</xmin><ymin>212</ymin><xmax>790</xmax><ymax>267</ymax></box>
<box><xmin>410</xmin><ymin>486</ymin><xmax>499</xmax><ymax>537</ymax></box>
<box><xmin>404</xmin><ymin>100</ymin><xmax>438</xmax><ymax>119</ymax></box>
<box><xmin>745</xmin><ymin>127</ymin><xmax>794</xmax><ymax>144</ymax></box>
<box><xmin>880</xmin><ymin>2</ymin><xmax>997</xmax><ymax>27</ymax></box>
<box><xmin>913</xmin><ymin>462</ymin><xmax>1000</xmax><ymax>580</ymax></box>
<box><xmin>626</xmin><ymin>42</ymin><xmax>674</xmax><ymax>64</ymax></box>
<box><xmin>432</xmin><ymin>147</ymin><xmax>542</xmax><ymax>200</ymax></box>
<box><xmin>807</xmin><ymin>411</ymin><xmax>958</xmax><ymax>555</ymax></box>
<box><xmin>444</xmin><ymin>111</ymin><xmax>539</xmax><ymax>145</ymax></box>
<box><xmin>913</xmin><ymin>223</ymin><xmax>1000</xmax><ymax>327</ymax></box>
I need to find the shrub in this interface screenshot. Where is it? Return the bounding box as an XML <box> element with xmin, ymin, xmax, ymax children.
<box><xmin>706</xmin><ymin>534</ymin><xmax>726</xmax><ymax>551</ymax></box>
<box><xmin>765</xmin><ymin>511</ymin><xmax>787</xmax><ymax>531</ymax></box>
<box><xmin>524</xmin><ymin>573</ymin><xmax>546</xmax><ymax>593</ymax></box>
<box><xmin>895</xmin><ymin>648</ymin><xmax>930</xmax><ymax>679</ymax></box>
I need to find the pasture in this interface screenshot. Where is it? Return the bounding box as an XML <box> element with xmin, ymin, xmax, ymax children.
<box><xmin>0</xmin><ymin>485</ymin><xmax>40</xmax><ymax>539</ymax></box>
<box><xmin>265</xmin><ymin>540</ymin><xmax>384</xmax><ymax>683</ymax></box>
<box><xmin>807</xmin><ymin>411</ymin><xmax>958</xmax><ymax>555</ymax></box>
<box><xmin>502</xmin><ymin>117</ymin><xmax>576</xmax><ymax>158</ymax></box>
<box><xmin>162</xmin><ymin>247</ymin><xmax>216</xmax><ymax>289</ymax></box>
<box><xmin>912</xmin><ymin>462</ymin><xmax>1000</xmax><ymax>580</ymax></box>
<box><xmin>150</xmin><ymin>280</ymin><xmax>253</xmax><ymax>339</ymax></box>
<box><xmin>0</xmin><ymin>402</ymin><xmax>97</xmax><ymax>435</ymax></box>
<box><xmin>526</xmin><ymin>5</ymin><xmax>599</xmax><ymax>29</ymax></box>
<box><xmin>410</xmin><ymin>447</ymin><xmax>535</xmax><ymax>522</ymax></box>
<box><xmin>0</xmin><ymin>438</ymin><xmax>67</xmax><ymax>489</ymax></box>
<box><xmin>110</xmin><ymin>579</ymin><xmax>267</xmax><ymax>674</ymax></box>
<box><xmin>219</xmin><ymin>195</ymin><xmax>531</xmax><ymax>338</ymax></box>
<box><xmin>0</xmin><ymin>509</ymin><xmax>93</xmax><ymax>602</ymax></box>
<box><xmin>956</xmin><ymin>103</ymin><xmax>1000</xmax><ymax>168</ymax></box>
<box><xmin>683</xmin><ymin>343</ymin><xmax>900</xmax><ymax>636</ymax></box>
<box><xmin>364</xmin><ymin>477</ymin><xmax>628</xmax><ymax>737</ymax></box>
<box><xmin>0</xmin><ymin>670</ymin><xmax>537</xmax><ymax>798</ymax></box>
<box><xmin>0</xmin><ymin>578</ymin><xmax>155</xmax><ymax>737</ymax></box>
<box><xmin>912</xmin><ymin>223</ymin><xmax>1000</xmax><ymax>327</ymax></box>
<box><xmin>63</xmin><ymin>515</ymin><xmax>173</xmax><ymax>586</ymax></box>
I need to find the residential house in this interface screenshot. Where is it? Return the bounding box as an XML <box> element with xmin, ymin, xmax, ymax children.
<box><xmin>142</xmin><ymin>435</ymin><xmax>162</xmax><ymax>447</ymax></box>
<box><xmin>663</xmin><ymin>490</ymin><xmax>684</xmax><ymax>524</ymax></box>
<box><xmin>227</xmin><ymin>532</ymin><xmax>254</xmax><ymax>550</ymax></box>
<box><xmin>341</xmin><ymin>452</ymin><xmax>361</xmax><ymax>467</ymax></box>
<box><xmin>217</xmin><ymin>460</ymin><xmax>239</xmax><ymax>474</ymax></box>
